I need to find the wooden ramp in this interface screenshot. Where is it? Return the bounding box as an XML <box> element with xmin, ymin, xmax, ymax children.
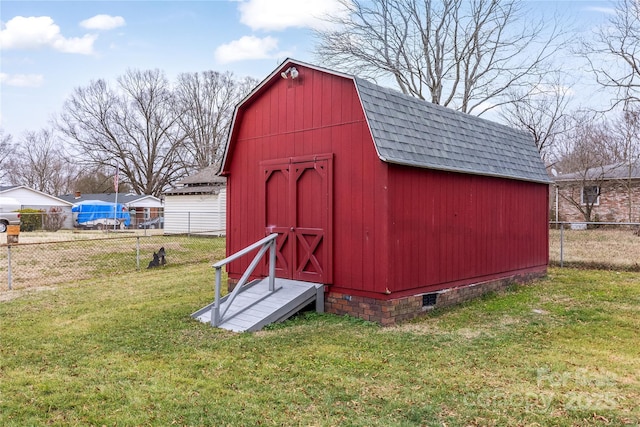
<box><xmin>192</xmin><ymin>278</ymin><xmax>324</xmax><ymax>332</ymax></box>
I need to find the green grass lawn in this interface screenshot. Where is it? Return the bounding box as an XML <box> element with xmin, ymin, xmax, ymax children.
<box><xmin>1</xmin><ymin>266</ymin><xmax>638</xmax><ymax>426</ymax></box>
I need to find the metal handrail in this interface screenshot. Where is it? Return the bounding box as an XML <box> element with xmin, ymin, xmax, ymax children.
<box><xmin>211</xmin><ymin>233</ymin><xmax>278</xmax><ymax>326</ymax></box>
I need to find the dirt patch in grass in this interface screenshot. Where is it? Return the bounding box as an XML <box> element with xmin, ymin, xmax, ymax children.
<box><xmin>389</xmin><ymin>313</ymin><xmax>524</xmax><ymax>339</ymax></box>
<box><xmin>0</xmin><ymin>286</ymin><xmax>57</xmax><ymax>302</ymax></box>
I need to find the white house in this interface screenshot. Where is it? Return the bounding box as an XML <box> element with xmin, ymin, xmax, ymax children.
<box><xmin>0</xmin><ymin>185</ymin><xmax>75</xmax><ymax>228</ymax></box>
<box><xmin>163</xmin><ymin>166</ymin><xmax>226</xmax><ymax>235</ymax></box>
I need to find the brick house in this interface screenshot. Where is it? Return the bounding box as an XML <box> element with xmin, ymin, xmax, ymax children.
<box><xmin>554</xmin><ymin>162</ymin><xmax>640</xmax><ymax>223</ymax></box>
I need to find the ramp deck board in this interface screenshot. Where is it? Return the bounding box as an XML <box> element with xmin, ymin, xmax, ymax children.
<box><xmin>192</xmin><ymin>278</ymin><xmax>323</xmax><ymax>332</ymax></box>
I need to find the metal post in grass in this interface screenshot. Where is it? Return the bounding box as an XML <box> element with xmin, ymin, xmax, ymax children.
<box><xmin>7</xmin><ymin>245</ymin><xmax>12</xmax><ymax>290</ymax></box>
<box><xmin>560</xmin><ymin>224</ymin><xmax>564</xmax><ymax>268</ymax></box>
<box><xmin>213</xmin><ymin>266</ymin><xmax>222</xmax><ymax>326</ymax></box>
<box><xmin>188</xmin><ymin>212</ymin><xmax>191</xmax><ymax>237</ymax></box>
<box><xmin>136</xmin><ymin>237</ymin><xmax>140</xmax><ymax>271</ymax></box>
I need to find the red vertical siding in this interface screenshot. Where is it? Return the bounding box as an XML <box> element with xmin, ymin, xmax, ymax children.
<box><xmin>225</xmin><ymin>65</ymin><xmax>389</xmax><ymax>294</ymax></box>
<box><xmin>386</xmin><ymin>165</ymin><xmax>548</xmax><ymax>296</ymax></box>
<box><xmin>225</xmin><ymin>63</ymin><xmax>547</xmax><ymax>300</ymax></box>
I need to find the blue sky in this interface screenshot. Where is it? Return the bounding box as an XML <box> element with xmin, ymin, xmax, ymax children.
<box><xmin>0</xmin><ymin>0</ymin><xmax>615</xmax><ymax>138</ymax></box>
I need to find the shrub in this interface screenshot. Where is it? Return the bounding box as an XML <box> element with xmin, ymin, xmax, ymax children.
<box><xmin>43</xmin><ymin>206</ymin><xmax>67</xmax><ymax>232</ymax></box>
<box><xmin>19</xmin><ymin>208</ymin><xmax>43</xmax><ymax>232</ymax></box>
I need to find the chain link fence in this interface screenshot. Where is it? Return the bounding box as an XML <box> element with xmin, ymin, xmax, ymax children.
<box><xmin>15</xmin><ymin>211</ymin><xmax>225</xmax><ymax>235</ymax></box>
<box><xmin>0</xmin><ymin>231</ymin><xmax>226</xmax><ymax>291</ymax></box>
<box><xmin>4</xmin><ymin>221</ymin><xmax>640</xmax><ymax>292</ymax></box>
<box><xmin>549</xmin><ymin>222</ymin><xmax>640</xmax><ymax>271</ymax></box>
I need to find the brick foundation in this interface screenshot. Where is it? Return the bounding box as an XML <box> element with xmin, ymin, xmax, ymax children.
<box><xmin>227</xmin><ymin>270</ymin><xmax>545</xmax><ymax>326</ymax></box>
<box><xmin>324</xmin><ymin>271</ymin><xmax>545</xmax><ymax>326</ymax></box>
<box><xmin>227</xmin><ymin>278</ymin><xmax>239</xmax><ymax>292</ymax></box>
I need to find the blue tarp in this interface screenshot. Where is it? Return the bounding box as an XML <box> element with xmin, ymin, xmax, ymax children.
<box><xmin>72</xmin><ymin>200</ymin><xmax>131</xmax><ymax>226</ymax></box>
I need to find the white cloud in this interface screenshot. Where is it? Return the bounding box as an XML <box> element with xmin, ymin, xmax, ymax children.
<box><xmin>0</xmin><ymin>16</ymin><xmax>96</xmax><ymax>54</ymax></box>
<box><xmin>0</xmin><ymin>73</ymin><xmax>44</xmax><ymax>87</ymax></box>
<box><xmin>215</xmin><ymin>35</ymin><xmax>286</xmax><ymax>63</ymax></box>
<box><xmin>584</xmin><ymin>6</ymin><xmax>617</xmax><ymax>16</ymax></box>
<box><xmin>80</xmin><ymin>14</ymin><xmax>126</xmax><ymax>31</ymax></box>
<box><xmin>238</xmin><ymin>0</ymin><xmax>350</xmax><ymax>31</ymax></box>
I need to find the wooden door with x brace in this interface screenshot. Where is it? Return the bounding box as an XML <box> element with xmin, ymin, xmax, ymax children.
<box><xmin>262</xmin><ymin>154</ymin><xmax>333</xmax><ymax>284</ymax></box>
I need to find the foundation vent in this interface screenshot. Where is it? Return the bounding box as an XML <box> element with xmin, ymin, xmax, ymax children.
<box><xmin>422</xmin><ymin>293</ymin><xmax>438</xmax><ymax>307</ymax></box>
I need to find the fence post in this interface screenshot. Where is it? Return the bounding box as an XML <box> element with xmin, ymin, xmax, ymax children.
<box><xmin>560</xmin><ymin>225</ymin><xmax>564</xmax><ymax>268</ymax></box>
<box><xmin>7</xmin><ymin>245</ymin><xmax>12</xmax><ymax>290</ymax></box>
<box><xmin>136</xmin><ymin>236</ymin><xmax>140</xmax><ymax>271</ymax></box>
<box><xmin>188</xmin><ymin>212</ymin><xmax>191</xmax><ymax>237</ymax></box>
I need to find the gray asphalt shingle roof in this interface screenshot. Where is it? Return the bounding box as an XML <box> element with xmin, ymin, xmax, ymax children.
<box><xmin>554</xmin><ymin>162</ymin><xmax>640</xmax><ymax>181</ymax></box>
<box><xmin>164</xmin><ymin>165</ymin><xmax>226</xmax><ymax>195</ymax></box>
<box><xmin>354</xmin><ymin>77</ymin><xmax>551</xmax><ymax>184</ymax></box>
<box><xmin>177</xmin><ymin>165</ymin><xmax>227</xmax><ymax>186</ymax></box>
<box><xmin>164</xmin><ymin>185</ymin><xmax>225</xmax><ymax>196</ymax></box>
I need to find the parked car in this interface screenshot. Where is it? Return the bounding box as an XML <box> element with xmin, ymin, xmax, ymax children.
<box><xmin>138</xmin><ymin>217</ymin><xmax>164</xmax><ymax>229</ymax></box>
<box><xmin>0</xmin><ymin>196</ymin><xmax>21</xmax><ymax>233</ymax></box>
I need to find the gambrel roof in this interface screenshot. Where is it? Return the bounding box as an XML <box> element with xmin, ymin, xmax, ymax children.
<box><xmin>222</xmin><ymin>58</ymin><xmax>551</xmax><ymax>184</ymax></box>
<box><xmin>354</xmin><ymin>78</ymin><xmax>551</xmax><ymax>184</ymax></box>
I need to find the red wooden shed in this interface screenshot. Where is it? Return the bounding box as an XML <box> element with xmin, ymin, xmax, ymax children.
<box><xmin>219</xmin><ymin>59</ymin><xmax>551</xmax><ymax>325</ymax></box>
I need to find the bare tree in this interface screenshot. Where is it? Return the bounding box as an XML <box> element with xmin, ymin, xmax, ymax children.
<box><xmin>555</xmin><ymin>115</ymin><xmax>620</xmax><ymax>222</ymax></box>
<box><xmin>59</xmin><ymin>69</ymin><xmax>188</xmax><ymax>197</ymax></box>
<box><xmin>72</xmin><ymin>167</ymin><xmax>131</xmax><ymax>195</ymax></box>
<box><xmin>6</xmin><ymin>129</ymin><xmax>76</xmax><ymax>195</ymax></box>
<box><xmin>500</xmin><ymin>73</ymin><xmax>573</xmax><ymax>163</ymax></box>
<box><xmin>611</xmin><ymin>106</ymin><xmax>640</xmax><ymax>221</ymax></box>
<box><xmin>316</xmin><ymin>0</ymin><xmax>567</xmax><ymax>115</ymax></box>
<box><xmin>175</xmin><ymin>71</ymin><xmax>257</xmax><ymax>170</ymax></box>
<box><xmin>584</xmin><ymin>0</ymin><xmax>640</xmax><ymax>107</ymax></box>
<box><xmin>0</xmin><ymin>128</ymin><xmax>13</xmax><ymax>184</ymax></box>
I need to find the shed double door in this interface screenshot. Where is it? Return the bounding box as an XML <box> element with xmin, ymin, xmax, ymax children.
<box><xmin>262</xmin><ymin>154</ymin><xmax>333</xmax><ymax>284</ymax></box>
